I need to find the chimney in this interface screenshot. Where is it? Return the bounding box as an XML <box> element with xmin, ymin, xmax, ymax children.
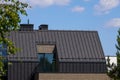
<box><xmin>20</xmin><ymin>24</ymin><xmax>34</xmax><ymax>31</ymax></box>
<box><xmin>39</xmin><ymin>24</ymin><xmax>48</xmax><ymax>30</ymax></box>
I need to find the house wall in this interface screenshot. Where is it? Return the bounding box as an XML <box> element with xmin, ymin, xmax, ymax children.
<box><xmin>105</xmin><ymin>56</ymin><xmax>117</xmax><ymax>65</ymax></box>
<box><xmin>36</xmin><ymin>73</ymin><xmax>110</xmax><ymax>80</ymax></box>
<box><xmin>8</xmin><ymin>62</ymin><xmax>39</xmax><ymax>80</ymax></box>
<box><xmin>8</xmin><ymin>61</ymin><xmax>107</xmax><ymax>80</ymax></box>
<box><xmin>59</xmin><ymin>62</ymin><xmax>107</xmax><ymax>73</ymax></box>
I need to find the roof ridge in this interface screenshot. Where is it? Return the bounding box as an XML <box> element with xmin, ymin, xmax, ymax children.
<box><xmin>16</xmin><ymin>30</ymin><xmax>97</xmax><ymax>33</ymax></box>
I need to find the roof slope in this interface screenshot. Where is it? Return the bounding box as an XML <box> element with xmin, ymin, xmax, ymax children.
<box><xmin>8</xmin><ymin>30</ymin><xmax>105</xmax><ymax>62</ymax></box>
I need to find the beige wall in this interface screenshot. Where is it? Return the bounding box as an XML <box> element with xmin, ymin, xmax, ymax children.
<box><xmin>37</xmin><ymin>45</ymin><xmax>55</xmax><ymax>53</ymax></box>
<box><xmin>36</xmin><ymin>73</ymin><xmax>110</xmax><ymax>80</ymax></box>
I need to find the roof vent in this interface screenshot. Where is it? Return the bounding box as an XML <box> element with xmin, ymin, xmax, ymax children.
<box><xmin>20</xmin><ymin>24</ymin><xmax>34</xmax><ymax>31</ymax></box>
<box><xmin>39</xmin><ymin>24</ymin><xmax>48</xmax><ymax>30</ymax></box>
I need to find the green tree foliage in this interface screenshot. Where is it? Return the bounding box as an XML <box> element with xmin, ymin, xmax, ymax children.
<box><xmin>107</xmin><ymin>29</ymin><xmax>120</xmax><ymax>80</ymax></box>
<box><xmin>0</xmin><ymin>0</ymin><xmax>28</xmax><ymax>79</ymax></box>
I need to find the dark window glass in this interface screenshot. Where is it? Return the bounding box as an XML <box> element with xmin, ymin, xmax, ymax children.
<box><xmin>0</xmin><ymin>44</ymin><xmax>8</xmax><ymax>79</ymax></box>
<box><xmin>0</xmin><ymin>51</ymin><xmax>2</xmax><ymax>56</ymax></box>
<box><xmin>0</xmin><ymin>44</ymin><xmax>7</xmax><ymax>57</ymax></box>
<box><xmin>38</xmin><ymin>53</ymin><xmax>55</xmax><ymax>73</ymax></box>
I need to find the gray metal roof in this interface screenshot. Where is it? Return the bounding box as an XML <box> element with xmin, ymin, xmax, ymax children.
<box><xmin>7</xmin><ymin>30</ymin><xmax>105</xmax><ymax>62</ymax></box>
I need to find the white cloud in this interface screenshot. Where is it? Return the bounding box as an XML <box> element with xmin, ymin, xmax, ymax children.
<box><xmin>105</xmin><ymin>18</ymin><xmax>120</xmax><ymax>27</ymax></box>
<box><xmin>54</xmin><ymin>0</ymin><xmax>70</xmax><ymax>5</ymax></box>
<box><xmin>94</xmin><ymin>0</ymin><xmax>120</xmax><ymax>14</ymax></box>
<box><xmin>72</xmin><ymin>6</ymin><xmax>85</xmax><ymax>13</ymax></box>
<box><xmin>27</xmin><ymin>0</ymin><xmax>70</xmax><ymax>8</ymax></box>
<box><xmin>29</xmin><ymin>0</ymin><xmax>53</xmax><ymax>7</ymax></box>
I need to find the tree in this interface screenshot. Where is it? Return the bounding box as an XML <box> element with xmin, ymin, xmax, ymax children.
<box><xmin>0</xmin><ymin>0</ymin><xmax>28</xmax><ymax>79</ymax></box>
<box><xmin>107</xmin><ymin>29</ymin><xmax>120</xmax><ymax>80</ymax></box>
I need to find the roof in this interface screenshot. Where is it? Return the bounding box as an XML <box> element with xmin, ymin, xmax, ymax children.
<box><xmin>7</xmin><ymin>30</ymin><xmax>105</xmax><ymax>62</ymax></box>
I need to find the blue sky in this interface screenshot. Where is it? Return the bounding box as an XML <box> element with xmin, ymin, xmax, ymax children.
<box><xmin>20</xmin><ymin>0</ymin><xmax>120</xmax><ymax>56</ymax></box>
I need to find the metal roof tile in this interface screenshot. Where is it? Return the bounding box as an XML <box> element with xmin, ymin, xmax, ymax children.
<box><xmin>8</xmin><ymin>30</ymin><xmax>105</xmax><ymax>62</ymax></box>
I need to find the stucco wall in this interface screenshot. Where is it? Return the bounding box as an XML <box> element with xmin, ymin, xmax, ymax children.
<box><xmin>36</xmin><ymin>73</ymin><xmax>110</xmax><ymax>80</ymax></box>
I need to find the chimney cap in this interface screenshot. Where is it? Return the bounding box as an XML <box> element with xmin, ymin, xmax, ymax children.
<box><xmin>40</xmin><ymin>24</ymin><xmax>48</xmax><ymax>26</ymax></box>
<box><xmin>20</xmin><ymin>24</ymin><xmax>33</xmax><ymax>26</ymax></box>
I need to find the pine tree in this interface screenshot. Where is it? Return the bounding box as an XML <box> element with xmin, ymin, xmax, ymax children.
<box><xmin>107</xmin><ymin>29</ymin><xmax>120</xmax><ymax>80</ymax></box>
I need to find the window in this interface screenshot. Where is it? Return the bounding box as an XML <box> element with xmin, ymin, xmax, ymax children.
<box><xmin>38</xmin><ymin>53</ymin><xmax>56</xmax><ymax>72</ymax></box>
<box><xmin>0</xmin><ymin>51</ymin><xmax>2</xmax><ymax>56</ymax></box>
<box><xmin>0</xmin><ymin>44</ymin><xmax>7</xmax><ymax>57</ymax></box>
<box><xmin>37</xmin><ymin>44</ymin><xmax>56</xmax><ymax>73</ymax></box>
<box><xmin>0</xmin><ymin>43</ymin><xmax>8</xmax><ymax>79</ymax></box>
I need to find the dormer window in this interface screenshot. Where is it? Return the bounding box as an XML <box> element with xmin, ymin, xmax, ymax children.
<box><xmin>37</xmin><ymin>44</ymin><xmax>56</xmax><ymax>72</ymax></box>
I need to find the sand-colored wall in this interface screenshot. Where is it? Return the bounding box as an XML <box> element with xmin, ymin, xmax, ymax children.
<box><xmin>36</xmin><ymin>73</ymin><xmax>110</xmax><ymax>80</ymax></box>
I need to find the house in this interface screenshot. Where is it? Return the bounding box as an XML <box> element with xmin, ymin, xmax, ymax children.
<box><xmin>105</xmin><ymin>56</ymin><xmax>117</xmax><ymax>65</ymax></box>
<box><xmin>6</xmin><ymin>24</ymin><xmax>109</xmax><ymax>80</ymax></box>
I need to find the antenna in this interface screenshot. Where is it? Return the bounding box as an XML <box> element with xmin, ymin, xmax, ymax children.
<box><xmin>27</xmin><ymin>19</ymin><xmax>29</xmax><ymax>24</ymax></box>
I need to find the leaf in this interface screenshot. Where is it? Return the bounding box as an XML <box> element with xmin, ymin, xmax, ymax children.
<box><xmin>0</xmin><ymin>0</ymin><xmax>29</xmax><ymax>78</ymax></box>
